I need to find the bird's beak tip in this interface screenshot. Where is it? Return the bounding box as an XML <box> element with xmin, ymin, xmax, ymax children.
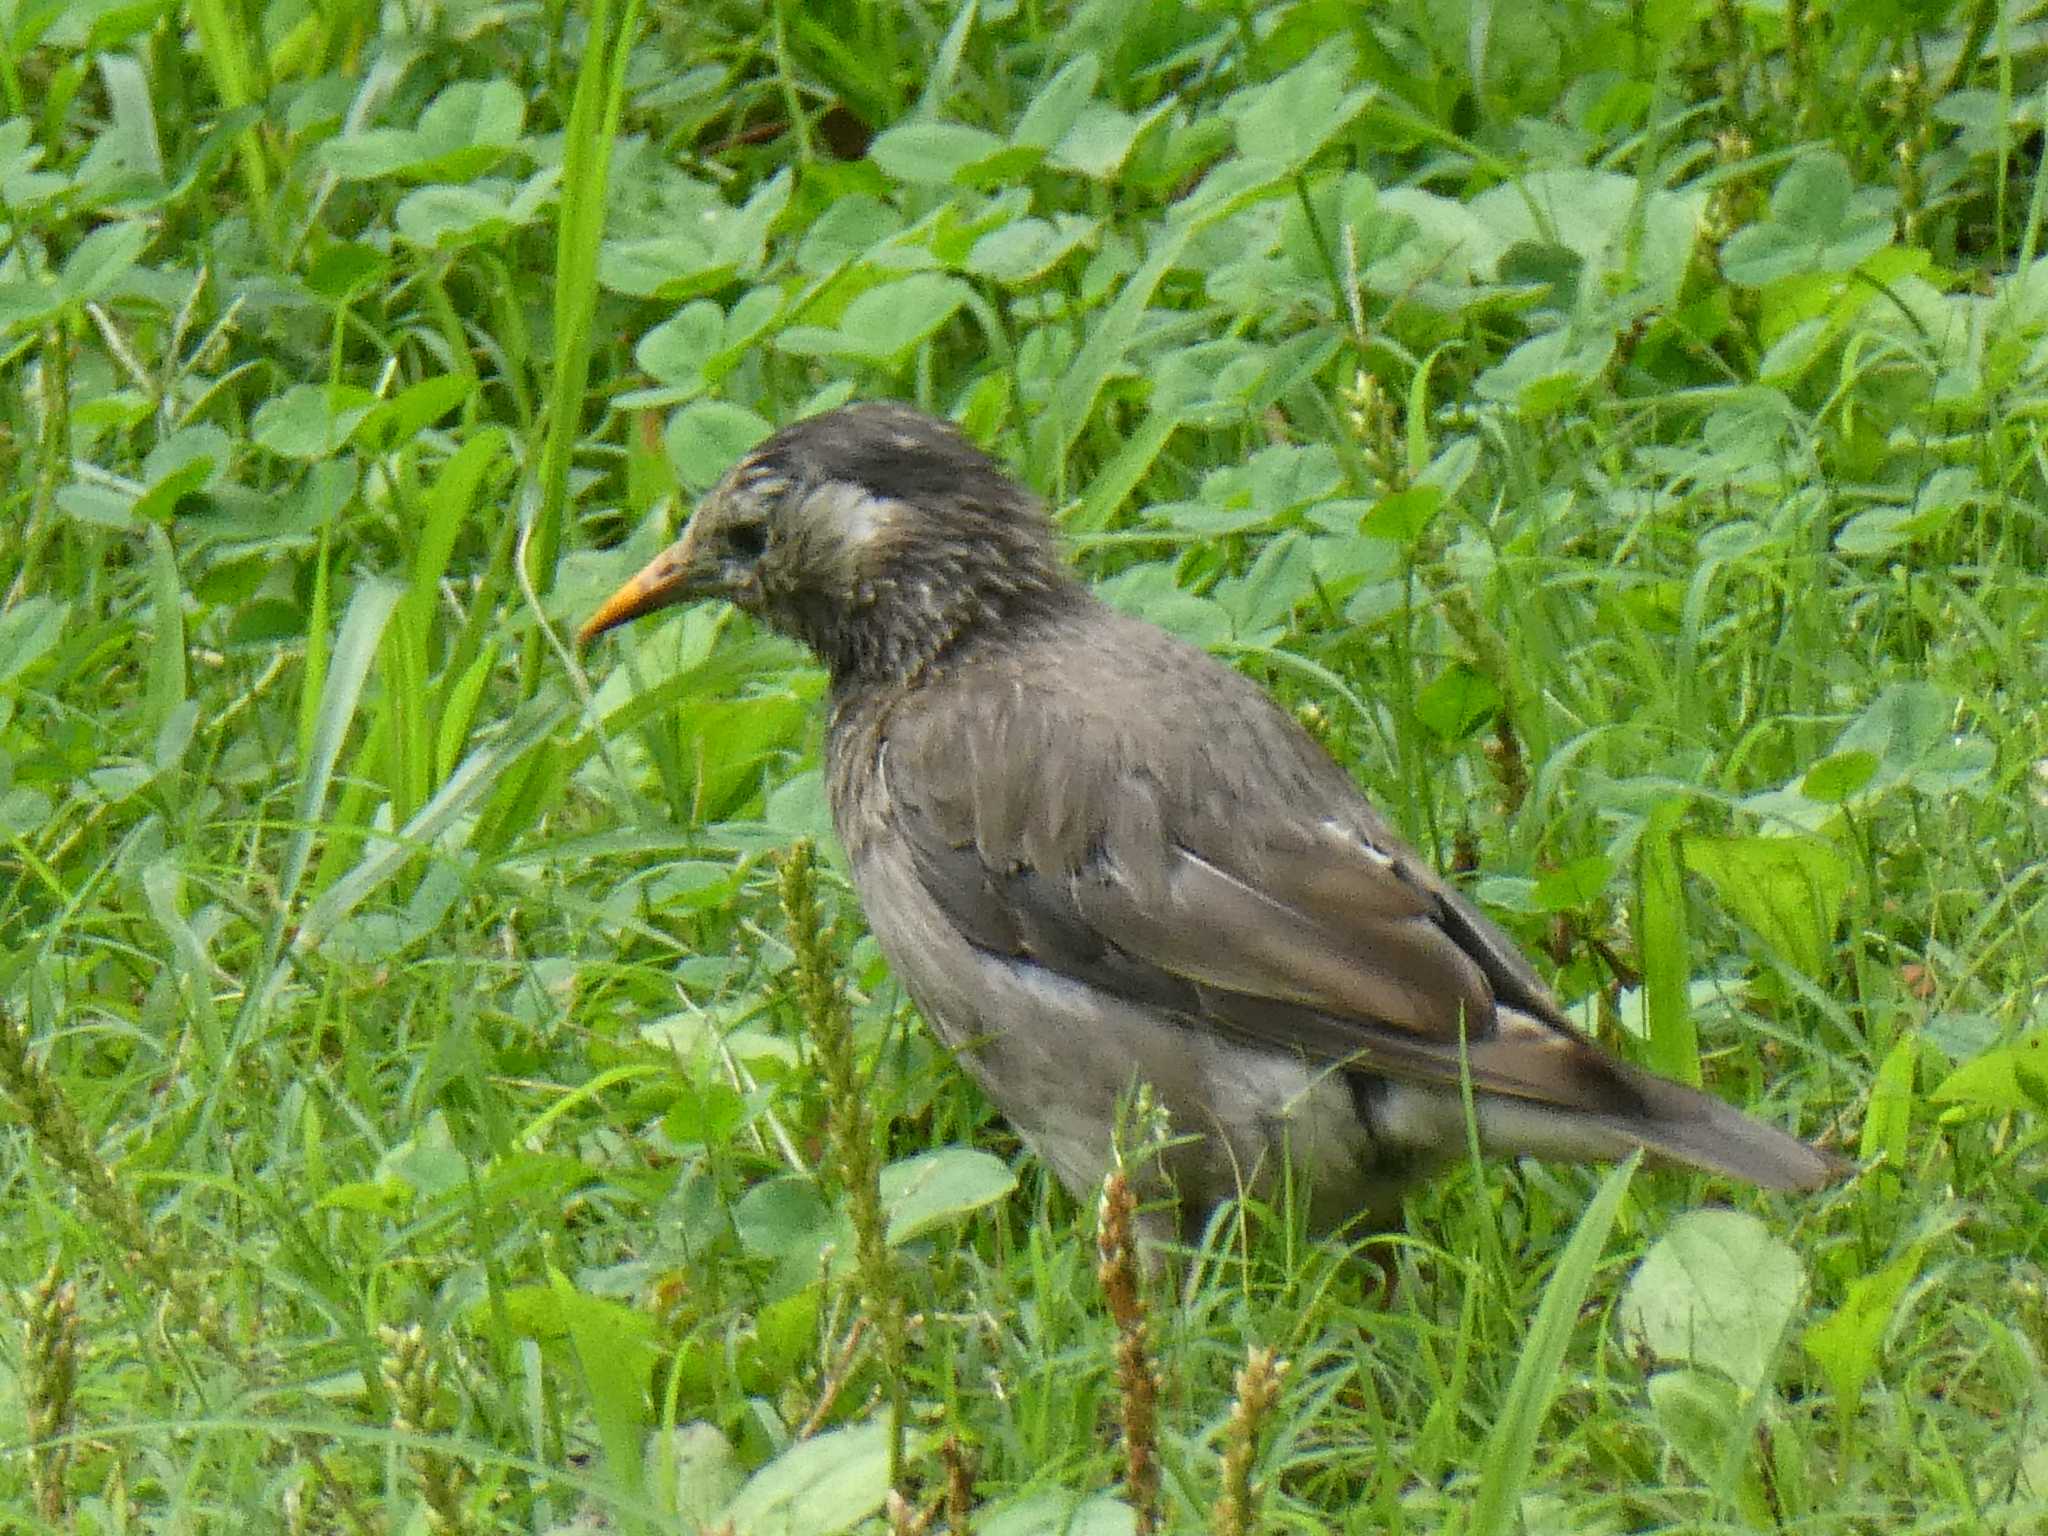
<box><xmin>575</xmin><ymin>596</ymin><xmax>633</xmax><ymax>647</ymax></box>
<box><xmin>578</xmin><ymin>543</ymin><xmax>695</xmax><ymax>646</ymax></box>
<box><xmin>576</xmin><ymin>585</ymin><xmax>648</xmax><ymax>646</ymax></box>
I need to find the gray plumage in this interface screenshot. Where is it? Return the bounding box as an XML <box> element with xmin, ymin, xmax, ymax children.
<box><xmin>583</xmin><ymin>402</ymin><xmax>1846</xmax><ymax>1236</ymax></box>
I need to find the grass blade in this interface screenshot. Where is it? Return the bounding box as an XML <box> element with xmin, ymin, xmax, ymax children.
<box><xmin>521</xmin><ymin>0</ymin><xmax>643</xmax><ymax>691</ymax></box>
<box><xmin>1637</xmin><ymin>800</ymin><xmax>1700</xmax><ymax>1085</ymax></box>
<box><xmin>1466</xmin><ymin>1154</ymin><xmax>1639</xmax><ymax>1536</ymax></box>
<box><xmin>289</xmin><ymin>694</ymin><xmax>569</xmax><ymax>962</ymax></box>
<box><xmin>280</xmin><ymin>578</ymin><xmax>403</xmax><ymax>916</ymax></box>
<box><xmin>142</xmin><ymin>524</ymin><xmax>185</xmax><ymax>743</ymax></box>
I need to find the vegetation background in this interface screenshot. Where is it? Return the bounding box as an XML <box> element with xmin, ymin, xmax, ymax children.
<box><xmin>1</xmin><ymin>0</ymin><xmax>2043</xmax><ymax>1529</ymax></box>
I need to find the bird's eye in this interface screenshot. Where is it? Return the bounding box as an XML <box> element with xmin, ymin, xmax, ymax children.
<box><xmin>726</xmin><ymin>521</ymin><xmax>770</xmax><ymax>559</ymax></box>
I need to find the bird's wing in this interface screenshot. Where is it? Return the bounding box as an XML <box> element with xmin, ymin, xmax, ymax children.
<box><xmin>877</xmin><ymin>657</ymin><xmax>1649</xmax><ymax>1117</ymax></box>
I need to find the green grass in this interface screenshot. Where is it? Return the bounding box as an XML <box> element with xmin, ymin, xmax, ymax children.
<box><xmin>2</xmin><ymin>0</ymin><xmax>2046</xmax><ymax>1530</ymax></box>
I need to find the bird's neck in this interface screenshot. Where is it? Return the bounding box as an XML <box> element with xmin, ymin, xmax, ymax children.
<box><xmin>814</xmin><ymin>564</ymin><xmax>1087</xmax><ymax>691</ymax></box>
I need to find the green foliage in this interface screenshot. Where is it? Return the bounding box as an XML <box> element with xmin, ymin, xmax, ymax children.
<box><xmin>1</xmin><ymin>0</ymin><xmax>2045</xmax><ymax>1528</ymax></box>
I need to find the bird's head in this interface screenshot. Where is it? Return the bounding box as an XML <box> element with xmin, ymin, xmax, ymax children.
<box><xmin>580</xmin><ymin>402</ymin><xmax>1076</xmax><ymax>681</ymax></box>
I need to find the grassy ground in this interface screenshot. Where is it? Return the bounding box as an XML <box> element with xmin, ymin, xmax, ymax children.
<box><xmin>2</xmin><ymin>0</ymin><xmax>2046</xmax><ymax>1530</ymax></box>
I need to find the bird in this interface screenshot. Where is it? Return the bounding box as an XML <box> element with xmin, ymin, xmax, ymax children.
<box><xmin>581</xmin><ymin>401</ymin><xmax>1846</xmax><ymax>1239</ymax></box>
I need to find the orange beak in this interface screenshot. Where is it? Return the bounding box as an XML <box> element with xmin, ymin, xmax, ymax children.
<box><xmin>578</xmin><ymin>527</ymin><xmax>710</xmax><ymax>645</ymax></box>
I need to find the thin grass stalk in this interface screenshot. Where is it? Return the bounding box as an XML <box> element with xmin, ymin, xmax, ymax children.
<box><xmin>6</xmin><ymin>324</ymin><xmax>70</xmax><ymax>612</ymax></box>
<box><xmin>1466</xmin><ymin>1155</ymin><xmax>1639</xmax><ymax>1536</ymax></box>
<box><xmin>187</xmin><ymin>0</ymin><xmax>280</xmax><ymax>255</ymax></box>
<box><xmin>780</xmin><ymin>841</ymin><xmax>908</xmax><ymax>1487</ymax></box>
<box><xmin>1637</xmin><ymin>803</ymin><xmax>1700</xmax><ymax>1085</ymax></box>
<box><xmin>1940</xmin><ymin>0</ymin><xmax>1999</xmax><ymax>98</ymax></box>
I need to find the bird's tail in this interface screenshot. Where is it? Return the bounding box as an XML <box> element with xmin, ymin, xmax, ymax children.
<box><xmin>1608</xmin><ymin>1060</ymin><xmax>1850</xmax><ymax>1190</ymax></box>
<box><xmin>1468</xmin><ymin>1053</ymin><xmax>1850</xmax><ymax>1192</ymax></box>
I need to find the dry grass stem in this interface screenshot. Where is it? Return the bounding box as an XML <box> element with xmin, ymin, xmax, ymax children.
<box><xmin>886</xmin><ymin>1488</ymin><xmax>937</xmax><ymax>1534</ymax></box>
<box><xmin>23</xmin><ymin>1262</ymin><xmax>78</xmax><ymax>1522</ymax></box>
<box><xmin>1213</xmin><ymin>1346</ymin><xmax>1285</xmax><ymax>1536</ymax></box>
<box><xmin>942</xmin><ymin>1433</ymin><xmax>976</xmax><ymax>1535</ymax></box>
<box><xmin>1098</xmin><ymin>1167</ymin><xmax>1161</xmax><ymax>1534</ymax></box>
<box><xmin>798</xmin><ymin>1315</ymin><xmax>871</xmax><ymax>1440</ymax></box>
<box><xmin>0</xmin><ymin>1010</ymin><xmax>235</xmax><ymax>1356</ymax></box>
<box><xmin>380</xmin><ymin>1322</ymin><xmax>466</xmax><ymax>1532</ymax></box>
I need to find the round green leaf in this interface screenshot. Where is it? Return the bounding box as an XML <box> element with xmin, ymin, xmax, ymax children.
<box><xmin>1414</xmin><ymin>663</ymin><xmax>1502</xmax><ymax>742</ymax></box>
<box><xmin>795</xmin><ymin>194</ymin><xmax>903</xmax><ymax>275</ymax></box>
<box><xmin>732</xmin><ymin>1174</ymin><xmax>833</xmax><ymax>1262</ymax></box>
<box><xmin>820</xmin><ymin>273</ymin><xmax>972</xmax><ymax>365</ymax></box>
<box><xmin>1799</xmin><ymin>749</ymin><xmax>1879</xmax><ymax>804</ymax></box>
<box><xmin>1474</xmin><ymin>328</ymin><xmax>1614</xmax><ymax>413</ymax></box>
<box><xmin>1359</xmin><ymin>484</ymin><xmax>1443</xmax><ymax>543</ymax></box>
<box><xmin>1531</xmin><ymin>854</ymin><xmax>1615</xmax><ymax>913</ymax></box>
<box><xmin>1645</xmin><ymin>1367</ymin><xmax>1742</xmax><ymax>1481</ymax></box>
<box><xmin>722</xmin><ymin>1421</ymin><xmax>927</xmax><ymax>1536</ymax></box>
<box><xmin>978</xmin><ymin>1493</ymin><xmax>1139</xmax><ymax>1536</ymax></box>
<box><xmin>665</xmin><ymin>400</ymin><xmax>772</xmax><ymax>492</ymax></box>
<box><xmin>56</xmin><ymin>220</ymin><xmax>149</xmax><ymax>304</ymax></box>
<box><xmin>637</xmin><ymin>301</ymin><xmax>725</xmax><ymax>390</ymax></box>
<box><xmin>880</xmin><ymin>1147</ymin><xmax>1018</xmax><ymax>1244</ymax></box>
<box><xmin>394</xmin><ymin>184</ymin><xmax>518</xmax><ymax>249</ymax></box>
<box><xmin>1682</xmin><ymin>833</ymin><xmax>1848</xmax><ymax>981</ymax></box>
<box><xmin>251</xmin><ymin>383</ymin><xmax>374</xmax><ymax>459</ymax></box>
<box><xmin>1619</xmin><ymin>1210</ymin><xmax>1805</xmax><ymax>1392</ymax></box>
<box><xmin>868</xmin><ymin>121</ymin><xmax>1006</xmax><ymax>186</ymax></box>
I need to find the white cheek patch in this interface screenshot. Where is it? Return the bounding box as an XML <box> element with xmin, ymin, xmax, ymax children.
<box><xmin>792</xmin><ymin>481</ymin><xmax>897</xmax><ymax>562</ymax></box>
<box><xmin>839</xmin><ymin>490</ymin><xmax>892</xmax><ymax>549</ymax></box>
